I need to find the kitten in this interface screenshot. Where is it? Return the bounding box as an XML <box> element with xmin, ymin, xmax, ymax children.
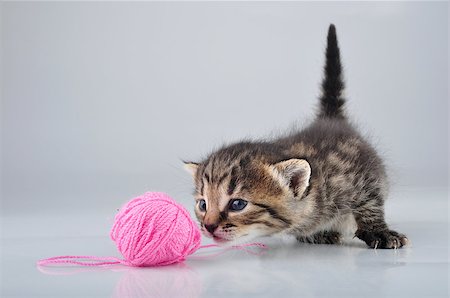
<box><xmin>185</xmin><ymin>24</ymin><xmax>408</xmax><ymax>249</ymax></box>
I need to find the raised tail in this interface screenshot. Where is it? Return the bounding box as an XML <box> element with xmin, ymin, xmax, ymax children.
<box><xmin>318</xmin><ymin>24</ymin><xmax>346</xmax><ymax>119</ymax></box>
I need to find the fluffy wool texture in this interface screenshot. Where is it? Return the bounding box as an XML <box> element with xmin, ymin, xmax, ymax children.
<box><xmin>37</xmin><ymin>192</ymin><xmax>266</xmax><ymax>268</ymax></box>
<box><xmin>110</xmin><ymin>192</ymin><xmax>202</xmax><ymax>267</ymax></box>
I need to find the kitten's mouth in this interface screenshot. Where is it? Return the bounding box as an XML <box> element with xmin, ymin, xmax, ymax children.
<box><xmin>201</xmin><ymin>228</ymin><xmax>233</xmax><ymax>243</ymax></box>
<box><xmin>213</xmin><ymin>235</ymin><xmax>229</xmax><ymax>243</ymax></box>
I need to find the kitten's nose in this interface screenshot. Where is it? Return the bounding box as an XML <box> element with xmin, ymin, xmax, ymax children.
<box><xmin>204</xmin><ymin>224</ymin><xmax>218</xmax><ymax>234</ymax></box>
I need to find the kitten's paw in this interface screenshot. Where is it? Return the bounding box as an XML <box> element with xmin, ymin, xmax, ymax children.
<box><xmin>355</xmin><ymin>229</ymin><xmax>408</xmax><ymax>249</ymax></box>
<box><xmin>297</xmin><ymin>231</ymin><xmax>341</xmax><ymax>245</ymax></box>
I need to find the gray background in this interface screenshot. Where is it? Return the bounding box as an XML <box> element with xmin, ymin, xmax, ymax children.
<box><xmin>1</xmin><ymin>2</ymin><xmax>448</xmax><ymax>216</ymax></box>
<box><xmin>1</xmin><ymin>2</ymin><xmax>448</xmax><ymax>298</ymax></box>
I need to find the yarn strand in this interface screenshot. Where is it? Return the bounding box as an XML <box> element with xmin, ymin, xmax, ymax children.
<box><xmin>37</xmin><ymin>256</ymin><xmax>127</xmax><ymax>267</ymax></box>
<box><xmin>37</xmin><ymin>192</ymin><xmax>268</xmax><ymax>268</ymax></box>
<box><xmin>37</xmin><ymin>243</ymin><xmax>267</xmax><ymax>267</ymax></box>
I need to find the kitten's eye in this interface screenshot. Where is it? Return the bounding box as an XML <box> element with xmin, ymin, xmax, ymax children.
<box><xmin>229</xmin><ymin>199</ymin><xmax>248</xmax><ymax>211</ymax></box>
<box><xmin>198</xmin><ymin>199</ymin><xmax>207</xmax><ymax>212</ymax></box>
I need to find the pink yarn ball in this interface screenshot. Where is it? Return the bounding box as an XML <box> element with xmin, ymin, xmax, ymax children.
<box><xmin>110</xmin><ymin>192</ymin><xmax>202</xmax><ymax>267</ymax></box>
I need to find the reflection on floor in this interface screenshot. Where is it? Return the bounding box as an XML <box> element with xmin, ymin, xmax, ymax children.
<box><xmin>1</xmin><ymin>188</ymin><xmax>448</xmax><ymax>297</ymax></box>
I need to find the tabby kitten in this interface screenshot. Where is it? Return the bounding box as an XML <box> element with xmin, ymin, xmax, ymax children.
<box><xmin>185</xmin><ymin>24</ymin><xmax>408</xmax><ymax>249</ymax></box>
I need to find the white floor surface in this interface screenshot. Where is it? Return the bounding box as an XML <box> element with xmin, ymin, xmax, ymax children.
<box><xmin>1</xmin><ymin>188</ymin><xmax>448</xmax><ymax>298</ymax></box>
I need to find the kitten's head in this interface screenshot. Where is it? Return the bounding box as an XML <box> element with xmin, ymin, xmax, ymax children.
<box><xmin>185</xmin><ymin>142</ymin><xmax>311</xmax><ymax>244</ymax></box>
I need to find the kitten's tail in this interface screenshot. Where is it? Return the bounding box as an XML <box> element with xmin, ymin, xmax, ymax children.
<box><xmin>318</xmin><ymin>24</ymin><xmax>346</xmax><ymax>119</ymax></box>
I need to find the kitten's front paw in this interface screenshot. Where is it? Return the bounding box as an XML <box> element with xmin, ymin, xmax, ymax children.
<box><xmin>355</xmin><ymin>229</ymin><xmax>408</xmax><ymax>249</ymax></box>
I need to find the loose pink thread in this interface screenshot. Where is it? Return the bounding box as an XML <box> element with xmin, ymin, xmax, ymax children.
<box><xmin>37</xmin><ymin>243</ymin><xmax>267</xmax><ymax>267</ymax></box>
<box><xmin>37</xmin><ymin>192</ymin><xmax>267</xmax><ymax>267</ymax></box>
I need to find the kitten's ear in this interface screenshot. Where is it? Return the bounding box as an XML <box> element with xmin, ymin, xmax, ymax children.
<box><xmin>183</xmin><ymin>161</ymin><xmax>199</xmax><ymax>177</ymax></box>
<box><xmin>269</xmin><ymin>159</ymin><xmax>311</xmax><ymax>198</ymax></box>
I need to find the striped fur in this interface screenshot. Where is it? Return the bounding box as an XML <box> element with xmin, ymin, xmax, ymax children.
<box><xmin>185</xmin><ymin>25</ymin><xmax>408</xmax><ymax>249</ymax></box>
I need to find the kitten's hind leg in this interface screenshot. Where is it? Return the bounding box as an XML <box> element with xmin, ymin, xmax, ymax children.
<box><xmin>297</xmin><ymin>230</ymin><xmax>341</xmax><ymax>245</ymax></box>
<box><xmin>353</xmin><ymin>193</ymin><xmax>408</xmax><ymax>249</ymax></box>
